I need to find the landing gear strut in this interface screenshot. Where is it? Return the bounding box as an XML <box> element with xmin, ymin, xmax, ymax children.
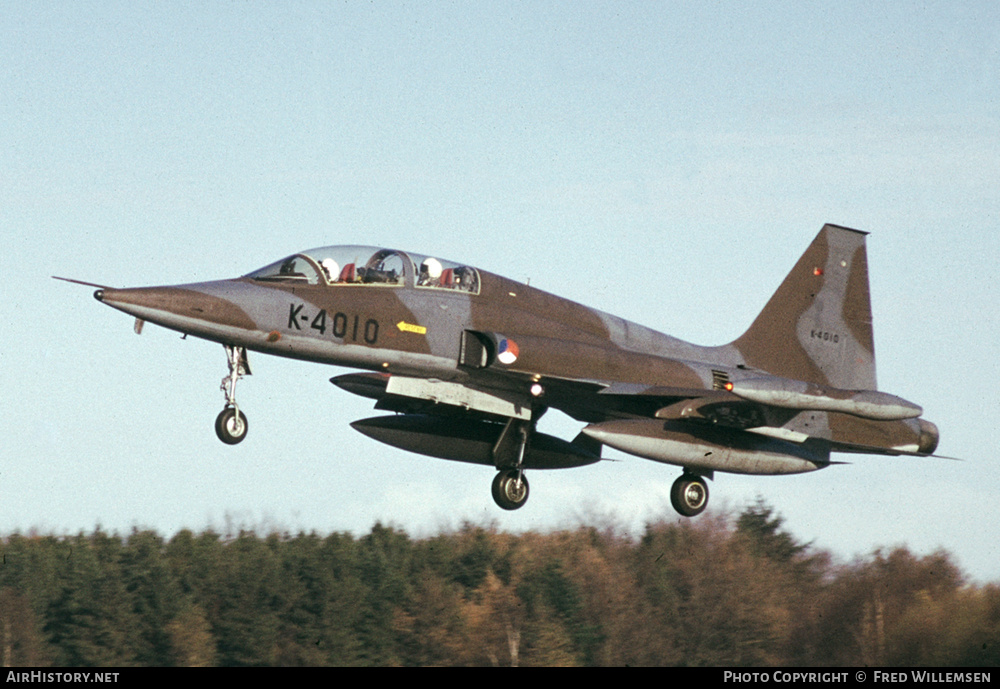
<box><xmin>491</xmin><ymin>418</ymin><xmax>532</xmax><ymax>510</ymax></box>
<box><xmin>670</xmin><ymin>472</ymin><xmax>709</xmax><ymax>517</ymax></box>
<box><xmin>216</xmin><ymin>345</ymin><xmax>250</xmax><ymax>445</ymax></box>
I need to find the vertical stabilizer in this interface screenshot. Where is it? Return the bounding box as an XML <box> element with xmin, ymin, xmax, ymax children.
<box><xmin>732</xmin><ymin>224</ymin><xmax>876</xmax><ymax>390</ymax></box>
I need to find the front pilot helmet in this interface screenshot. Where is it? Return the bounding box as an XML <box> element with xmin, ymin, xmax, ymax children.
<box><xmin>321</xmin><ymin>258</ymin><xmax>340</xmax><ymax>281</ymax></box>
<box><xmin>422</xmin><ymin>257</ymin><xmax>443</xmax><ymax>279</ymax></box>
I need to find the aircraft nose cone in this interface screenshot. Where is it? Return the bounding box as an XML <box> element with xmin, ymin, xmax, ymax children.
<box><xmin>97</xmin><ymin>282</ymin><xmax>257</xmax><ymax>333</ymax></box>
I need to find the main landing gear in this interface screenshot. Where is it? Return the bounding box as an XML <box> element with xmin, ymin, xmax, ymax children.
<box><xmin>492</xmin><ymin>469</ymin><xmax>529</xmax><ymax>510</ymax></box>
<box><xmin>216</xmin><ymin>345</ymin><xmax>250</xmax><ymax>445</ymax></box>
<box><xmin>670</xmin><ymin>472</ymin><xmax>709</xmax><ymax>517</ymax></box>
<box><xmin>491</xmin><ymin>418</ymin><xmax>532</xmax><ymax>511</ymax></box>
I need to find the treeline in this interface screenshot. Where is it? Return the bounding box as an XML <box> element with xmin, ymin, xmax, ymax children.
<box><xmin>0</xmin><ymin>502</ymin><xmax>996</xmax><ymax>666</ymax></box>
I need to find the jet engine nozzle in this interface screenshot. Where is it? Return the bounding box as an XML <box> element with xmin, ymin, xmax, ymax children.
<box><xmin>917</xmin><ymin>419</ymin><xmax>940</xmax><ymax>455</ymax></box>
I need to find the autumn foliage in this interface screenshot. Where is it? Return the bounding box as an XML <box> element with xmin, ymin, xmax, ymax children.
<box><xmin>0</xmin><ymin>502</ymin><xmax>996</xmax><ymax>666</ymax></box>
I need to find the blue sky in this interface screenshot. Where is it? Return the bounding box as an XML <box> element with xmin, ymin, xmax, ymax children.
<box><xmin>3</xmin><ymin>2</ymin><xmax>999</xmax><ymax>581</ymax></box>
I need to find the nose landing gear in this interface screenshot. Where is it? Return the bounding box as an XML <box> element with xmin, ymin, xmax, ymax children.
<box><xmin>216</xmin><ymin>345</ymin><xmax>250</xmax><ymax>445</ymax></box>
<box><xmin>216</xmin><ymin>406</ymin><xmax>248</xmax><ymax>444</ymax></box>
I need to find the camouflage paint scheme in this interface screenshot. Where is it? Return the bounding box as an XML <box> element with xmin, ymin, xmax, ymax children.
<box><xmin>66</xmin><ymin>224</ymin><xmax>939</xmax><ymax>516</ymax></box>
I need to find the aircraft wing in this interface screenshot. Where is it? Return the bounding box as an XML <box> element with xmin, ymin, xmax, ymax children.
<box><xmin>331</xmin><ymin>370</ymin><xmax>718</xmax><ymax>424</ymax></box>
<box><xmin>333</xmin><ymin>366</ymin><xmax>938</xmax><ymax>465</ymax></box>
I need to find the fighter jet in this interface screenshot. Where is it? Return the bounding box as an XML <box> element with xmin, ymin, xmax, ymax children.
<box><xmin>56</xmin><ymin>224</ymin><xmax>940</xmax><ymax>516</ymax></box>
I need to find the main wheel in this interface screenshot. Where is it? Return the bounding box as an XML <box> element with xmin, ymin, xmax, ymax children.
<box><xmin>670</xmin><ymin>474</ymin><xmax>708</xmax><ymax>517</ymax></box>
<box><xmin>215</xmin><ymin>407</ymin><xmax>248</xmax><ymax>445</ymax></box>
<box><xmin>492</xmin><ymin>469</ymin><xmax>529</xmax><ymax>510</ymax></box>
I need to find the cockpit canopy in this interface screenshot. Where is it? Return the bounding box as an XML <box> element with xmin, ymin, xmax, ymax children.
<box><xmin>245</xmin><ymin>245</ymin><xmax>480</xmax><ymax>294</ymax></box>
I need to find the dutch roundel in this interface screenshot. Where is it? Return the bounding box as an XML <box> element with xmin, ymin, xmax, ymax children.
<box><xmin>497</xmin><ymin>338</ymin><xmax>519</xmax><ymax>365</ymax></box>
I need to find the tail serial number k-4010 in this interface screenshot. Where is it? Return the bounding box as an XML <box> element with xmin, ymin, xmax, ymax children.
<box><xmin>56</xmin><ymin>225</ymin><xmax>942</xmax><ymax>516</ymax></box>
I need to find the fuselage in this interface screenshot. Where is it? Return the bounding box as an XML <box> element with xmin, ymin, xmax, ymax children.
<box><xmin>94</xmin><ymin>245</ymin><xmax>734</xmax><ymax>391</ymax></box>
<box><xmin>67</xmin><ymin>226</ymin><xmax>944</xmax><ymax>516</ymax></box>
<box><xmin>92</xmin><ymin>241</ymin><xmax>938</xmax><ymax>468</ymax></box>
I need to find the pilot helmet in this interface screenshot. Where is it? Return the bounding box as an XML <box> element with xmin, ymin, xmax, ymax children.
<box><xmin>321</xmin><ymin>258</ymin><xmax>340</xmax><ymax>281</ymax></box>
<box><xmin>421</xmin><ymin>257</ymin><xmax>443</xmax><ymax>280</ymax></box>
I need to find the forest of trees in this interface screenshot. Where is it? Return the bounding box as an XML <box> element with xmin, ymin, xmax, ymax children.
<box><xmin>0</xmin><ymin>502</ymin><xmax>996</xmax><ymax>667</ymax></box>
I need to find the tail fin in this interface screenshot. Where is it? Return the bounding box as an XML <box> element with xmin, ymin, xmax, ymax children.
<box><xmin>732</xmin><ymin>224</ymin><xmax>876</xmax><ymax>390</ymax></box>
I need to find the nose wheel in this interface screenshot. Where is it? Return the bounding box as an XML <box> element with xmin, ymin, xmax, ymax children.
<box><xmin>216</xmin><ymin>406</ymin><xmax>248</xmax><ymax>444</ymax></box>
<box><xmin>216</xmin><ymin>345</ymin><xmax>251</xmax><ymax>445</ymax></box>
